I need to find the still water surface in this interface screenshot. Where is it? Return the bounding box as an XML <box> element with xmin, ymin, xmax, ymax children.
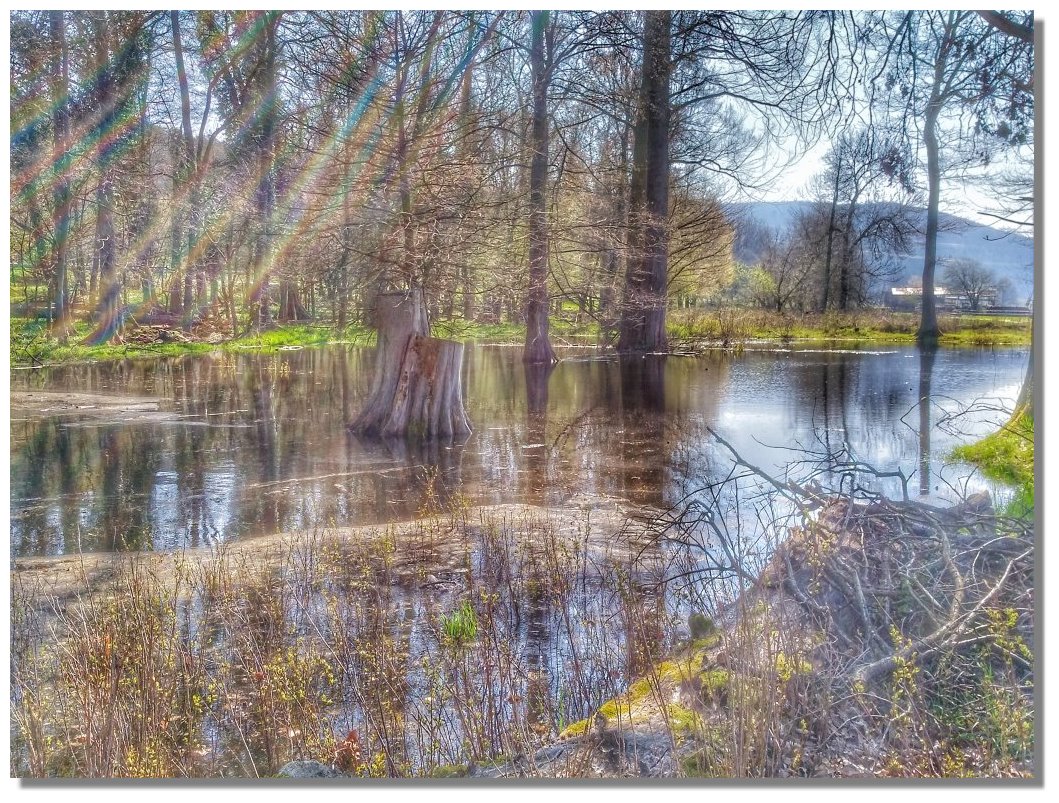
<box><xmin>10</xmin><ymin>344</ymin><xmax>1027</xmax><ymax>558</ymax></box>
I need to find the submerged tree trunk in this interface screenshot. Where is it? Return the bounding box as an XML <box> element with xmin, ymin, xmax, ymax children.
<box><xmin>917</xmin><ymin>345</ymin><xmax>936</xmax><ymax>496</ymax></box>
<box><xmin>352</xmin><ymin>291</ymin><xmax>471</xmax><ymax>440</ymax></box>
<box><xmin>524</xmin><ymin>11</ymin><xmax>557</xmax><ymax>365</ymax></box>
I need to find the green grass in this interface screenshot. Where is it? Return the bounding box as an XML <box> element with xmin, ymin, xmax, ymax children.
<box><xmin>951</xmin><ymin>409</ymin><xmax>1035</xmax><ymax>514</ymax></box>
<box><xmin>440</xmin><ymin>600</ymin><xmax>478</xmax><ymax>648</ymax></box>
<box><xmin>225</xmin><ymin>323</ymin><xmax>373</xmax><ymax>350</ymax></box>
<box><xmin>431</xmin><ymin>315</ymin><xmax>599</xmax><ymax>343</ymax></box>
<box><xmin>667</xmin><ymin>309</ymin><xmax>1032</xmax><ymax>347</ymax></box>
<box><xmin>430</xmin><ymin>319</ymin><xmax>525</xmax><ymax>343</ymax></box>
<box><xmin>11</xmin><ymin>306</ymin><xmax>1030</xmax><ymax>369</ymax></box>
<box><xmin>10</xmin><ymin>318</ymin><xmax>374</xmax><ymax>368</ymax></box>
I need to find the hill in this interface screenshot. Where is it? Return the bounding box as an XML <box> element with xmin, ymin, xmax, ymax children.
<box><xmin>726</xmin><ymin>201</ymin><xmax>1034</xmax><ymax>304</ymax></box>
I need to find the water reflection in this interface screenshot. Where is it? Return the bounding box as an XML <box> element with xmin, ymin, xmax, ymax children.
<box><xmin>10</xmin><ymin>344</ymin><xmax>1027</xmax><ymax>557</ymax></box>
<box><xmin>918</xmin><ymin>347</ymin><xmax>937</xmax><ymax>497</ymax></box>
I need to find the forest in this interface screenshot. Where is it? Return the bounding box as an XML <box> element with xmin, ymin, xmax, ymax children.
<box><xmin>9</xmin><ymin>9</ymin><xmax>1037</xmax><ymax>780</ymax></box>
<box><xmin>9</xmin><ymin>10</ymin><xmax>1032</xmax><ymax>356</ymax></box>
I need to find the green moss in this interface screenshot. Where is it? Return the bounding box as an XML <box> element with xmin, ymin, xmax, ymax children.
<box><xmin>627</xmin><ymin>677</ymin><xmax>653</xmax><ymax>701</ymax></box>
<box><xmin>700</xmin><ymin>668</ymin><xmax>730</xmax><ymax>693</ymax></box>
<box><xmin>665</xmin><ymin>702</ymin><xmax>704</xmax><ymax>736</ymax></box>
<box><xmin>596</xmin><ymin>697</ymin><xmax>633</xmax><ymax>722</ymax></box>
<box><xmin>951</xmin><ymin>410</ymin><xmax>1034</xmax><ymax>514</ymax></box>
<box><xmin>558</xmin><ymin>718</ymin><xmax>590</xmax><ymax>739</ymax></box>
<box><xmin>775</xmin><ymin>653</ymin><xmax>812</xmax><ymax>682</ymax></box>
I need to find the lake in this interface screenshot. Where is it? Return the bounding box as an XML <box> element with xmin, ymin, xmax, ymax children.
<box><xmin>10</xmin><ymin>343</ymin><xmax>1027</xmax><ymax>559</ymax></box>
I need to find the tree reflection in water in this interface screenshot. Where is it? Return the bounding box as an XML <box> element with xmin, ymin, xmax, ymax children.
<box><xmin>9</xmin><ymin>344</ymin><xmax>1025</xmax><ymax>558</ymax></box>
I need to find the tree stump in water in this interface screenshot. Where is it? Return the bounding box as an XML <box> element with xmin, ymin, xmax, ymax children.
<box><xmin>352</xmin><ymin>291</ymin><xmax>472</xmax><ymax>440</ymax></box>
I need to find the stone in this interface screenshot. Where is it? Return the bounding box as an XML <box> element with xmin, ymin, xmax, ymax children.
<box><xmin>276</xmin><ymin>760</ymin><xmax>345</xmax><ymax>778</ymax></box>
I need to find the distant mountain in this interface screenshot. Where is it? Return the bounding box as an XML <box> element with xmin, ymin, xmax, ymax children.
<box><xmin>726</xmin><ymin>201</ymin><xmax>1035</xmax><ymax>304</ymax></box>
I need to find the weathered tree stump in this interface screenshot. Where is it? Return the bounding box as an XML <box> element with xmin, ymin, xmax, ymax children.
<box><xmin>352</xmin><ymin>291</ymin><xmax>472</xmax><ymax>440</ymax></box>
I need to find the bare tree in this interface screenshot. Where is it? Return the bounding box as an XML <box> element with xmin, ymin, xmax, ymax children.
<box><xmin>875</xmin><ymin>10</ymin><xmax>1032</xmax><ymax>346</ymax></box>
<box><xmin>942</xmin><ymin>258</ymin><xmax>995</xmax><ymax>311</ymax></box>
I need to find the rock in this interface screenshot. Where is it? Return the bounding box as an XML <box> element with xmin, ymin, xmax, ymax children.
<box><xmin>276</xmin><ymin>760</ymin><xmax>345</xmax><ymax>778</ymax></box>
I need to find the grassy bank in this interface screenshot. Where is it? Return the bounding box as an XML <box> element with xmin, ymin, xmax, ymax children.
<box><xmin>952</xmin><ymin>409</ymin><xmax>1035</xmax><ymax>513</ymax></box>
<box><xmin>10</xmin><ymin>307</ymin><xmax>1030</xmax><ymax>369</ymax></box>
<box><xmin>10</xmin><ymin>318</ymin><xmax>375</xmax><ymax>369</ymax></box>
<box><xmin>668</xmin><ymin>309</ymin><xmax>1032</xmax><ymax>347</ymax></box>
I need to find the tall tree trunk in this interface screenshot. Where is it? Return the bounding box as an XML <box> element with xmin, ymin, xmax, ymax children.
<box><xmin>49</xmin><ymin>10</ymin><xmax>72</xmax><ymax>342</ymax></box>
<box><xmin>524</xmin><ymin>11</ymin><xmax>557</xmax><ymax>365</ymax></box>
<box><xmin>618</xmin><ymin>10</ymin><xmax>671</xmax><ymax>353</ymax></box>
<box><xmin>458</xmin><ymin>39</ymin><xmax>477</xmax><ymax>322</ymax></box>
<box><xmin>838</xmin><ymin>202</ymin><xmax>859</xmax><ymax>310</ymax></box>
<box><xmin>86</xmin><ymin>14</ymin><xmax>121</xmax><ymax>344</ymax></box>
<box><xmin>919</xmin><ymin>103</ymin><xmax>942</xmax><ymax>346</ymax></box>
<box><xmin>250</xmin><ymin>13</ymin><xmax>279</xmax><ymax>330</ymax></box>
<box><xmin>820</xmin><ymin>161</ymin><xmax>841</xmax><ymax>312</ymax></box>
<box><xmin>338</xmin><ymin>157</ymin><xmax>353</xmax><ymax>329</ymax></box>
<box><xmin>600</xmin><ymin>122</ymin><xmax>630</xmax><ymax>332</ymax></box>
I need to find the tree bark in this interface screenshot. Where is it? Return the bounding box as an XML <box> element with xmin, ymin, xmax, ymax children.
<box><xmin>172</xmin><ymin>11</ymin><xmax>202</xmax><ymax>328</ymax></box>
<box><xmin>618</xmin><ymin>11</ymin><xmax>671</xmax><ymax>353</ymax></box>
<box><xmin>524</xmin><ymin>11</ymin><xmax>557</xmax><ymax>365</ymax></box>
<box><xmin>352</xmin><ymin>291</ymin><xmax>472</xmax><ymax>440</ymax></box>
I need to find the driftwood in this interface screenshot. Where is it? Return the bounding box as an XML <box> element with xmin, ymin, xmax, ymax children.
<box><xmin>352</xmin><ymin>290</ymin><xmax>471</xmax><ymax>440</ymax></box>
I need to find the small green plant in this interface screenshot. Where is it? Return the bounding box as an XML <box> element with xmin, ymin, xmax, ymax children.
<box><xmin>440</xmin><ymin>601</ymin><xmax>478</xmax><ymax>648</ymax></box>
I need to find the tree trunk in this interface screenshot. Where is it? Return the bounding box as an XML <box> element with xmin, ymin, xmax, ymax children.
<box><xmin>919</xmin><ymin>104</ymin><xmax>942</xmax><ymax>346</ymax></box>
<box><xmin>821</xmin><ymin>161</ymin><xmax>841</xmax><ymax>312</ymax></box>
<box><xmin>85</xmin><ymin>21</ymin><xmax>121</xmax><ymax>345</ymax></box>
<box><xmin>1016</xmin><ymin>339</ymin><xmax>1033</xmax><ymax>417</ymax></box>
<box><xmin>49</xmin><ymin>10</ymin><xmax>71</xmax><ymax>342</ymax></box>
<box><xmin>352</xmin><ymin>291</ymin><xmax>471</xmax><ymax>440</ymax></box>
<box><xmin>338</xmin><ymin>168</ymin><xmax>352</xmax><ymax>329</ymax></box>
<box><xmin>250</xmin><ymin>14</ymin><xmax>279</xmax><ymax>330</ymax></box>
<box><xmin>618</xmin><ymin>11</ymin><xmax>671</xmax><ymax>354</ymax></box>
<box><xmin>524</xmin><ymin>11</ymin><xmax>557</xmax><ymax>365</ymax></box>
<box><xmin>278</xmin><ymin>279</ymin><xmax>311</xmax><ymax>322</ymax></box>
